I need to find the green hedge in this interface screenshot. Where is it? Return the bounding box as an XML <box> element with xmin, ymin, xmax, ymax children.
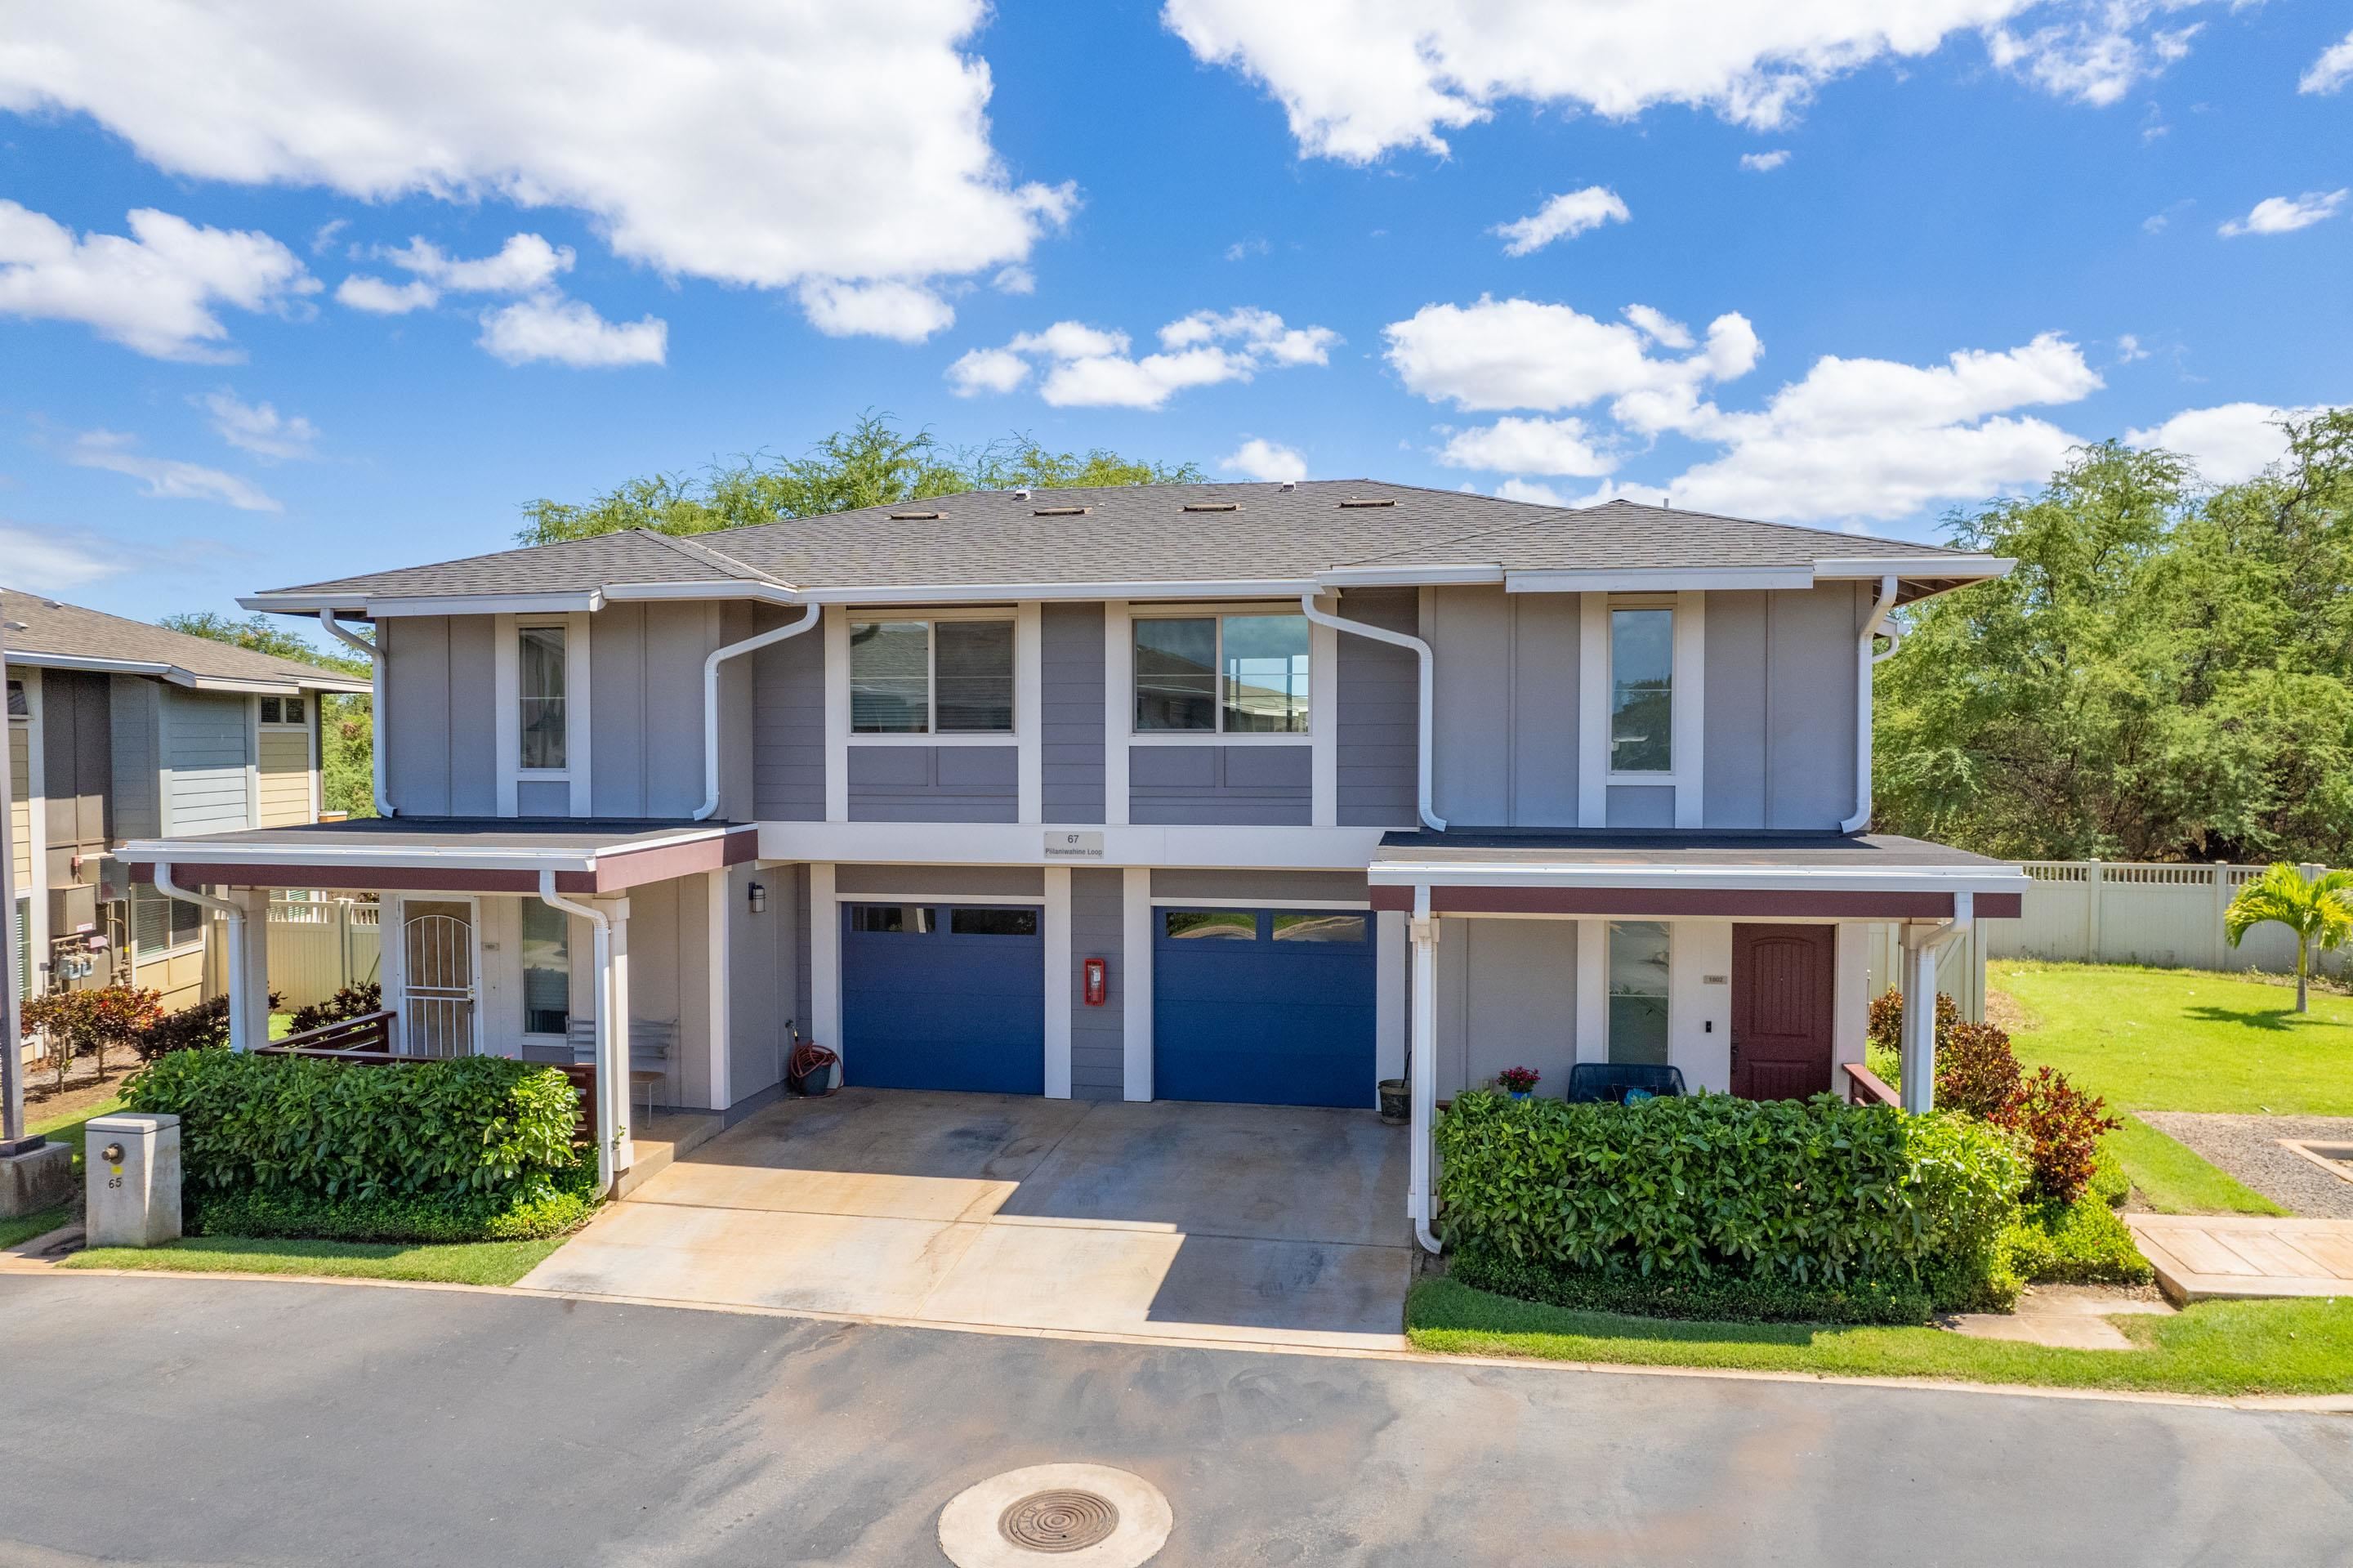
<box><xmin>1434</xmin><ymin>1090</ymin><xmax>2026</xmax><ymax>1311</ymax></box>
<box><xmin>1451</xmin><ymin>1248</ymin><xmax>1937</xmax><ymax>1325</ymax></box>
<box><xmin>122</xmin><ymin>1049</ymin><xmax>582</xmax><ymax>1204</ymax></box>
<box><xmin>187</xmin><ymin>1158</ymin><xmax>600</xmax><ymax>1244</ymax></box>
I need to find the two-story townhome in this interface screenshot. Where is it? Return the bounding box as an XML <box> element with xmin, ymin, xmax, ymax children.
<box><xmin>120</xmin><ymin>483</ymin><xmax>2029</xmax><ymax>1235</ymax></box>
<box><xmin>7</xmin><ymin>590</ymin><xmax>367</xmax><ymax>1018</ymax></box>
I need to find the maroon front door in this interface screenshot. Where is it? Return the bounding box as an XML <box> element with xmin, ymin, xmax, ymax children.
<box><xmin>1731</xmin><ymin>924</ymin><xmax>1837</xmax><ymax>1100</ymax></box>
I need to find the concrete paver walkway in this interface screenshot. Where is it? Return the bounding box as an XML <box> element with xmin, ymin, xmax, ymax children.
<box><xmin>2127</xmin><ymin>1213</ymin><xmax>2353</xmax><ymax>1302</ymax></box>
<box><xmin>520</xmin><ymin>1088</ymin><xmax>1414</xmax><ymax>1350</ymax></box>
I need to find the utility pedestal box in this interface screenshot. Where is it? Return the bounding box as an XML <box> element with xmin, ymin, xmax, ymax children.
<box><xmin>85</xmin><ymin>1113</ymin><xmax>181</xmax><ymax>1249</ymax></box>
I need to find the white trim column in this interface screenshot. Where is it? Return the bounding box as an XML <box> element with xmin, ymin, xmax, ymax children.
<box><xmin>1900</xmin><ymin>923</ymin><xmax>1941</xmax><ymax>1115</ymax></box>
<box><xmin>243</xmin><ymin>695</ymin><xmax>262</xmax><ymax>829</ymax></box>
<box><xmin>1016</xmin><ymin>601</ymin><xmax>1043</xmax><ymax>824</ymax></box>
<box><xmin>1309</xmin><ymin>599</ymin><xmax>1338</xmax><ymax>829</ymax></box>
<box><xmin>706</xmin><ymin>870</ymin><xmax>731</xmax><ymax>1111</ymax></box>
<box><xmin>809</xmin><ymin>860</ymin><xmax>841</xmax><ymax>1061</ymax></box>
<box><xmin>16</xmin><ymin>667</ymin><xmax>47</xmax><ymax>998</ymax></box>
<box><xmin>1672</xmin><ymin>590</ymin><xmax>1706</xmax><ymax>828</ymax></box>
<box><xmin>606</xmin><ymin>894</ymin><xmax>635</xmax><ymax>1173</ymax></box>
<box><xmin>230</xmin><ymin>887</ymin><xmax>271</xmax><ymax>1051</ymax></box>
<box><xmin>1120</xmin><ymin>864</ymin><xmax>1150</xmax><ymax>1100</ymax></box>
<box><xmin>1103</xmin><ymin>601</ymin><xmax>1131</xmax><ymax>828</ymax></box>
<box><xmin>1407</xmin><ymin>888</ymin><xmax>1440</xmax><ymax>1251</ymax></box>
<box><xmin>1575</xmin><ymin>918</ymin><xmax>1608</xmax><ymax>1063</ymax></box>
<box><xmin>1374</xmin><ymin>908</ymin><xmax>1406</xmax><ymax>1083</ymax></box>
<box><xmin>1043</xmin><ymin>864</ymin><xmax>1071</xmax><ymax>1097</ymax></box>
<box><xmin>1577</xmin><ymin>594</ymin><xmax>1607</xmax><ymax>826</ymax></box>
<box><xmin>823</xmin><ymin>607</ymin><xmax>851</xmax><ymax>824</ymax></box>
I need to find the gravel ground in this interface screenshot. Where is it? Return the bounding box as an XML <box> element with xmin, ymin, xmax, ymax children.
<box><xmin>2140</xmin><ymin>1111</ymin><xmax>2353</xmax><ymax>1217</ymax></box>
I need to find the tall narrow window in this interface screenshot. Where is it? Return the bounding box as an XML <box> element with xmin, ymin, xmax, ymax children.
<box><xmin>520</xmin><ymin>900</ymin><xmax>570</xmax><ymax>1036</ymax></box>
<box><xmin>850</xmin><ymin>620</ymin><xmax>930</xmax><ymax>733</ymax></box>
<box><xmin>7</xmin><ymin>679</ymin><xmax>29</xmax><ymax>718</ymax></box>
<box><xmin>1609</xmin><ymin>607</ymin><xmax>1672</xmax><ymax>773</ymax></box>
<box><xmin>935</xmin><ymin>620</ymin><xmax>1014</xmax><ymax>732</ymax></box>
<box><xmin>518</xmin><ymin>626</ymin><xmax>567</xmax><ymax>770</ymax></box>
<box><xmin>1607</xmin><ymin>921</ymin><xmax>1672</xmax><ymax>1065</ymax></box>
<box><xmin>1221</xmin><ymin>614</ymin><xmax>1310</xmax><ymax>733</ymax></box>
<box><xmin>1134</xmin><ymin>617</ymin><xmax>1217</xmax><ymax>730</ymax></box>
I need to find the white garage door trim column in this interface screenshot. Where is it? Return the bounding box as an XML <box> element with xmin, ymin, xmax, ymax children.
<box><xmin>1122</xmin><ymin>865</ymin><xmax>1152</xmax><ymax>1101</ymax></box>
<box><xmin>1044</xmin><ymin>864</ymin><xmax>1072</xmax><ymax>1097</ymax></box>
<box><xmin>810</xmin><ymin>860</ymin><xmax>840</xmax><ymax>1060</ymax></box>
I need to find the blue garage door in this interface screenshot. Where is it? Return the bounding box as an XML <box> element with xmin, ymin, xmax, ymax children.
<box><xmin>1152</xmin><ymin>908</ymin><xmax>1376</xmax><ymax>1107</ymax></box>
<box><xmin>842</xmin><ymin>904</ymin><xmax>1044</xmax><ymax>1094</ymax></box>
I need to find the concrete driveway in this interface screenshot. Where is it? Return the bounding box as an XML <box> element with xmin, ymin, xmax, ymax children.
<box><xmin>520</xmin><ymin>1088</ymin><xmax>1413</xmax><ymax>1349</ymax></box>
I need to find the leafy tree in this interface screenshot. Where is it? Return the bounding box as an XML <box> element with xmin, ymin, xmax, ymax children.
<box><xmin>161</xmin><ymin>611</ymin><xmax>377</xmax><ymax>819</ymax></box>
<box><xmin>517</xmin><ymin>412</ymin><xmax>1203</xmax><ymax>545</ymax></box>
<box><xmin>2223</xmin><ymin>862</ymin><xmax>2353</xmax><ymax>1012</ymax></box>
<box><xmin>1874</xmin><ymin>410</ymin><xmax>2353</xmax><ymax>864</ymax></box>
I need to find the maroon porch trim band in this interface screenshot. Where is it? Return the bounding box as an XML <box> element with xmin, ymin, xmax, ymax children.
<box><xmin>1368</xmin><ymin>885</ymin><xmax>2023</xmax><ymax>919</ymax></box>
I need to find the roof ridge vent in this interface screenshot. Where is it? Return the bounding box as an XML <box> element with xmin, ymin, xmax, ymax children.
<box><xmin>1279</xmin><ymin>480</ymin><xmax>1297</xmax><ymax>491</ymax></box>
<box><xmin>890</xmin><ymin>509</ymin><xmax>944</xmax><ymax>520</ymax></box>
<box><xmin>1031</xmin><ymin>504</ymin><xmax>1089</xmax><ymax>516</ymax></box>
<box><xmin>1337</xmin><ymin>497</ymin><xmax>1395</xmax><ymax>508</ymax></box>
<box><xmin>1181</xmin><ymin>501</ymin><xmax>1241</xmax><ymax>512</ymax></box>
<box><xmin>1012</xmin><ymin>487</ymin><xmax>1032</xmax><ymax>500</ymax></box>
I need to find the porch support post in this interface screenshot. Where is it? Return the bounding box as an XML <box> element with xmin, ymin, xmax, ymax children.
<box><xmin>1898</xmin><ymin>895</ymin><xmax>1972</xmax><ymax>1115</ymax></box>
<box><xmin>607</xmin><ymin>896</ymin><xmax>634</xmax><ymax>1173</ymax></box>
<box><xmin>153</xmin><ymin>867</ymin><xmax>257</xmax><ymax>1053</ymax></box>
<box><xmin>230</xmin><ymin>889</ymin><xmax>271</xmax><ymax>1051</ymax></box>
<box><xmin>1407</xmin><ymin>884</ymin><xmax>1441</xmax><ymax>1254</ymax></box>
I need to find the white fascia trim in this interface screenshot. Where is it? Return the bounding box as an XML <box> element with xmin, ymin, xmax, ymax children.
<box><xmin>1813</xmin><ymin>556</ymin><xmax>2014</xmax><ymax>579</ymax></box>
<box><xmin>1366</xmin><ymin>861</ymin><xmax>2034</xmax><ymax>894</ymax></box>
<box><xmin>603</xmin><ymin>579</ymin><xmax>801</xmax><ymax>605</ymax></box>
<box><xmin>6</xmin><ymin>652</ymin><xmax>348</xmax><ymax>695</ymax></box>
<box><xmin>799</xmin><ymin>579</ymin><xmax>1319</xmax><ymax>605</ymax></box>
<box><xmin>116</xmin><ymin>824</ymin><xmax>743</xmax><ymax>873</ymax></box>
<box><xmin>1510</xmin><ymin>566</ymin><xmax>1814</xmax><ymax>594</ymax></box>
<box><xmin>1314</xmin><ymin>565</ymin><xmax>1505</xmax><ymax>587</ymax></box>
<box><xmin>374</xmin><ymin>592</ymin><xmax>606</xmax><ymax>618</ymax></box>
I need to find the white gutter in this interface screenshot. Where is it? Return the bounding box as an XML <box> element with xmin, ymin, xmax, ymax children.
<box><xmin>694</xmin><ymin>603</ymin><xmax>821</xmax><ymax>821</ymax></box>
<box><xmin>151</xmin><ymin>866</ymin><xmax>254</xmax><ymax>1052</ymax></box>
<box><xmin>1301</xmin><ymin>592</ymin><xmax>1447</xmax><ymax>833</ymax></box>
<box><xmin>539</xmin><ymin>871</ymin><xmax>619</xmax><ymax>1195</ymax></box>
<box><xmin>1407</xmin><ymin>884</ymin><xmax>1441</xmax><ymax>1254</ymax></box>
<box><xmin>319</xmin><ymin>611</ymin><xmax>391</xmax><ymax>818</ymax></box>
<box><xmin>1838</xmin><ymin>575</ymin><xmax>1900</xmax><ymax>835</ymax></box>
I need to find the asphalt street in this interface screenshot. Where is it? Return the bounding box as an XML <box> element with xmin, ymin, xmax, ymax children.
<box><xmin>0</xmin><ymin>1274</ymin><xmax>2346</xmax><ymax>1566</ymax></box>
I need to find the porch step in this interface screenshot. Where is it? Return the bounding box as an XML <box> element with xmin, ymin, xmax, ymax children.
<box><xmin>615</xmin><ymin>1114</ymin><xmax>723</xmax><ymax>1200</ymax></box>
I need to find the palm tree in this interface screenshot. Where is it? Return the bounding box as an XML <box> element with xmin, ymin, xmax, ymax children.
<box><xmin>2223</xmin><ymin>863</ymin><xmax>2353</xmax><ymax>1013</ymax></box>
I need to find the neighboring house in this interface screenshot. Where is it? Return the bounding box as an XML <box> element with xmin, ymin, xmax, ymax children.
<box><xmin>4</xmin><ymin>590</ymin><xmax>368</xmax><ymax>1015</ymax></box>
<box><xmin>119</xmin><ymin>482</ymin><xmax>2030</xmax><ymax>1224</ymax></box>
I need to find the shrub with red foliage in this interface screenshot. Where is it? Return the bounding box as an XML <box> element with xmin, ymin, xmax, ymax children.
<box><xmin>1994</xmin><ymin>1066</ymin><xmax>2122</xmax><ymax>1205</ymax></box>
<box><xmin>1935</xmin><ymin>1021</ymin><xmax>2024</xmax><ymax>1119</ymax></box>
<box><xmin>1865</xmin><ymin>988</ymin><xmax>1962</xmax><ymax>1054</ymax></box>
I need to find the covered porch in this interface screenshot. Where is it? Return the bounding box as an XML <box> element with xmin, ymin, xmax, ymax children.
<box><xmin>1368</xmin><ymin>830</ymin><xmax>2029</xmax><ymax>1249</ymax></box>
<box><xmin>118</xmin><ymin>817</ymin><xmax>767</xmax><ymax>1195</ymax></box>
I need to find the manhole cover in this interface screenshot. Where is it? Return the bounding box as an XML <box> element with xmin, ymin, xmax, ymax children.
<box><xmin>939</xmin><ymin>1463</ymin><xmax>1172</xmax><ymax>1567</ymax></box>
<box><xmin>999</xmin><ymin>1489</ymin><xmax>1119</xmax><ymax>1552</ymax></box>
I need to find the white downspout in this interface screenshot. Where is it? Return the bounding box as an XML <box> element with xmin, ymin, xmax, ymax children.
<box><xmin>694</xmin><ymin>603</ymin><xmax>820</xmax><ymax>822</ymax></box>
<box><xmin>1897</xmin><ymin>891</ymin><xmax>1972</xmax><ymax>1115</ymax></box>
<box><xmin>320</xmin><ymin>611</ymin><xmax>391</xmax><ymax>818</ymax></box>
<box><xmin>153</xmin><ymin>865</ymin><xmax>253</xmax><ymax>1053</ymax></box>
<box><xmin>539</xmin><ymin>871</ymin><xmax>619</xmax><ymax>1194</ymax></box>
<box><xmin>1838</xmin><ymin>574</ymin><xmax>1900</xmax><ymax>835</ymax></box>
<box><xmin>1407</xmin><ymin>883</ymin><xmax>1442</xmax><ymax>1253</ymax></box>
<box><xmin>1300</xmin><ymin>592</ymin><xmax>1447</xmax><ymax>833</ymax></box>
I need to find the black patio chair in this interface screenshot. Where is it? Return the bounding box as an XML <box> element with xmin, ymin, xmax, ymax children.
<box><xmin>1564</xmin><ymin>1063</ymin><xmax>1688</xmax><ymax>1106</ymax></box>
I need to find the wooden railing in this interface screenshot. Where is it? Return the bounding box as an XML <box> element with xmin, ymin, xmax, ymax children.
<box><xmin>256</xmin><ymin>1010</ymin><xmax>597</xmax><ymax>1142</ymax></box>
<box><xmin>1842</xmin><ymin>1061</ymin><xmax>1900</xmax><ymax>1109</ymax></box>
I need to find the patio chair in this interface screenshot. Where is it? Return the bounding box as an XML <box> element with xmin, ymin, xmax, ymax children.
<box><xmin>568</xmin><ymin>1018</ymin><xmax>677</xmax><ymax>1121</ymax></box>
<box><xmin>1564</xmin><ymin>1063</ymin><xmax>1688</xmax><ymax>1106</ymax></box>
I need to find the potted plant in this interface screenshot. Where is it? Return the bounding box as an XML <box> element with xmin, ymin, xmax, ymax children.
<box><xmin>1496</xmin><ymin>1065</ymin><xmax>1540</xmax><ymax>1101</ymax></box>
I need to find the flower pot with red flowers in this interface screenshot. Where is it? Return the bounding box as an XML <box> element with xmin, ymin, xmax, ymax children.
<box><xmin>1496</xmin><ymin>1065</ymin><xmax>1541</xmax><ymax>1101</ymax></box>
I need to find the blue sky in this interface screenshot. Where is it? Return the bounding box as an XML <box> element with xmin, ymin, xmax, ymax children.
<box><xmin>1</xmin><ymin>2</ymin><xmax>2347</xmax><ymax>628</ymax></box>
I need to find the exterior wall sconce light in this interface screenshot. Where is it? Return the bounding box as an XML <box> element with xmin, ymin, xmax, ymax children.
<box><xmin>748</xmin><ymin>882</ymin><xmax>767</xmax><ymax>914</ymax></box>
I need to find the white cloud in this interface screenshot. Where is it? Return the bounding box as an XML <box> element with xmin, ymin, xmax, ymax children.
<box><xmin>0</xmin><ymin>3</ymin><xmax>1076</xmax><ymax>338</ymax></box>
<box><xmin>1739</xmin><ymin>150</ymin><xmax>1792</xmax><ymax>172</ymax></box>
<box><xmin>1382</xmin><ymin>297</ymin><xmax>1760</xmax><ymax>426</ymax></box>
<box><xmin>338</xmin><ymin>232</ymin><xmax>571</xmax><ymax>311</ymax></box>
<box><xmin>335</xmin><ymin>275</ymin><xmax>437</xmax><ymax>315</ymax></box>
<box><xmin>2218</xmin><ymin>190</ymin><xmax>2347</xmax><ymax>237</ymax></box>
<box><xmin>476</xmin><ymin>296</ymin><xmax>667</xmax><ymax>369</ymax></box>
<box><xmin>1494</xmin><ymin>186</ymin><xmax>1629</xmax><ymax>255</ymax></box>
<box><xmin>1494</xmin><ymin>478</ymin><xmax>1569</xmax><ymax>506</ymax></box>
<box><xmin>991</xmin><ymin>265</ymin><xmax>1035</xmax><ymax>295</ymax></box>
<box><xmin>2115</xmin><ymin>333</ymin><xmax>2149</xmax><ymax>363</ymax></box>
<box><xmin>797</xmin><ymin>279</ymin><xmax>955</xmax><ymax>342</ymax></box>
<box><xmin>197</xmin><ymin>390</ymin><xmax>319</xmax><ymax>461</ymax></box>
<box><xmin>1225</xmin><ymin>237</ymin><xmax>1270</xmax><ymax>261</ymax></box>
<box><xmin>309</xmin><ymin>217</ymin><xmax>348</xmax><ymax>255</ymax></box>
<box><xmin>1985</xmin><ymin>2</ymin><xmax>2202</xmax><ymax>108</ymax></box>
<box><xmin>0</xmin><ymin>201</ymin><xmax>315</xmax><ymax>360</ymax></box>
<box><xmin>1621</xmin><ymin>304</ymin><xmax>1694</xmax><ymax>351</ymax></box>
<box><xmin>1224</xmin><ymin>438</ymin><xmax>1308</xmax><ymax>481</ymax></box>
<box><xmin>0</xmin><ymin>525</ymin><xmax>125</xmax><ymax>593</ymax></box>
<box><xmin>64</xmin><ymin>430</ymin><xmax>283</xmax><ymax>511</ymax></box>
<box><xmin>1161</xmin><ymin>0</ymin><xmax>2218</xmax><ymax>162</ymax></box>
<box><xmin>957</xmin><ymin>306</ymin><xmax>1339</xmax><ymax>409</ymax></box>
<box><xmin>1438</xmin><ymin>416</ymin><xmax>1617</xmax><ymax>477</ymax></box>
<box><xmin>2127</xmin><ymin>402</ymin><xmax>2336</xmax><ymax>485</ymax></box>
<box><xmin>2302</xmin><ymin>29</ymin><xmax>2353</xmax><ymax>94</ymax></box>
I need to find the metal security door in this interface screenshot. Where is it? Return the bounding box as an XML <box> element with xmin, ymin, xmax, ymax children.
<box><xmin>400</xmin><ymin>900</ymin><xmax>478</xmax><ymax>1057</ymax></box>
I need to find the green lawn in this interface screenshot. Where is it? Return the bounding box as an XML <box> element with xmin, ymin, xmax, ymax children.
<box><xmin>2105</xmin><ymin>1114</ymin><xmax>2284</xmax><ymax>1215</ymax></box>
<box><xmin>1995</xmin><ymin>960</ymin><xmax>2353</xmax><ymax>1115</ymax></box>
<box><xmin>0</xmin><ymin>1204</ymin><xmax>73</xmax><ymax>1250</ymax></box>
<box><xmin>61</xmin><ymin>1234</ymin><xmax>566</xmax><ymax>1287</ymax></box>
<box><xmin>1407</xmin><ymin>1276</ymin><xmax>2353</xmax><ymax>1397</ymax></box>
<box><xmin>30</xmin><ymin>1092</ymin><xmax>125</xmax><ymax>1163</ymax></box>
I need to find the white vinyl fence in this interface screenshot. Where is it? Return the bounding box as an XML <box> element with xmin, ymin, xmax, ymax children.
<box><xmin>266</xmin><ymin>896</ymin><xmax>382</xmax><ymax>1010</ymax></box>
<box><xmin>1986</xmin><ymin>861</ymin><xmax>2347</xmax><ymax>980</ymax></box>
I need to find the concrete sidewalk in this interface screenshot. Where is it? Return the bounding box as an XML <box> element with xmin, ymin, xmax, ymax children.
<box><xmin>520</xmin><ymin>1088</ymin><xmax>1414</xmax><ymax>1350</ymax></box>
<box><xmin>2128</xmin><ymin>1213</ymin><xmax>2353</xmax><ymax>1302</ymax></box>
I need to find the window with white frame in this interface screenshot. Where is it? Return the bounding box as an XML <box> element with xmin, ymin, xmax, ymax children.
<box><xmin>520</xmin><ymin>899</ymin><xmax>569</xmax><ymax>1036</ymax></box>
<box><xmin>849</xmin><ymin>617</ymin><xmax>1014</xmax><ymax>735</ymax></box>
<box><xmin>517</xmin><ymin>624</ymin><xmax>568</xmax><ymax>770</ymax></box>
<box><xmin>6</xmin><ymin>679</ymin><xmax>25</xmax><ymax>719</ymax></box>
<box><xmin>259</xmin><ymin>695</ymin><xmax>307</xmax><ymax>726</ymax></box>
<box><xmin>1607</xmin><ymin>920</ymin><xmax>1672</xmax><ymax>1065</ymax></box>
<box><xmin>1133</xmin><ymin>612</ymin><xmax>1309</xmax><ymax>734</ymax></box>
<box><xmin>1608</xmin><ymin>605</ymin><xmax>1673</xmax><ymax>774</ymax></box>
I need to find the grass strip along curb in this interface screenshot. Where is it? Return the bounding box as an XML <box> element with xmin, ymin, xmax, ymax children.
<box><xmin>60</xmin><ymin>1235</ymin><xmax>567</xmax><ymax>1288</ymax></box>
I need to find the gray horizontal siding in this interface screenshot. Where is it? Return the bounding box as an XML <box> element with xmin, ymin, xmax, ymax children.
<box><xmin>1069</xmin><ymin>865</ymin><xmax>1123</xmax><ymax>1101</ymax></box>
<box><xmin>1334</xmin><ymin>587</ymin><xmax>1420</xmax><ymax>828</ymax></box>
<box><xmin>160</xmin><ymin>687</ymin><xmax>249</xmax><ymax>833</ymax></box>
<box><xmin>836</xmin><ymin>864</ymin><xmax>1045</xmax><ymax>898</ymax></box>
<box><xmin>1041</xmin><ymin>602</ymin><xmax>1105</xmax><ymax>824</ymax></box>
<box><xmin>846</xmin><ymin>744</ymin><xmax>1019</xmax><ymax>824</ymax></box>
<box><xmin>752</xmin><ymin>609</ymin><xmax>826</xmax><ymax>821</ymax></box>
<box><xmin>1127</xmin><ymin>744</ymin><xmax>1310</xmax><ymax>826</ymax></box>
<box><xmin>1150</xmin><ymin>869</ymin><xmax>1370</xmax><ymax>903</ymax></box>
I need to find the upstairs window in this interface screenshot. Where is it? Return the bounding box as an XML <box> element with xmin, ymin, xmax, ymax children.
<box><xmin>1609</xmin><ymin>606</ymin><xmax>1673</xmax><ymax>774</ymax></box>
<box><xmin>518</xmin><ymin>625</ymin><xmax>567</xmax><ymax>770</ymax></box>
<box><xmin>1134</xmin><ymin>613</ymin><xmax>1309</xmax><ymax>734</ymax></box>
<box><xmin>5</xmin><ymin>679</ymin><xmax>24</xmax><ymax>719</ymax></box>
<box><xmin>850</xmin><ymin>618</ymin><xmax>1015</xmax><ymax>735</ymax></box>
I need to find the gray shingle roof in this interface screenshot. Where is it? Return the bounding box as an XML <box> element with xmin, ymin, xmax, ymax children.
<box><xmin>1</xmin><ymin>588</ymin><xmax>370</xmax><ymax>692</ymax></box>
<box><xmin>248</xmin><ymin>480</ymin><xmax>1985</xmax><ymax>605</ymax></box>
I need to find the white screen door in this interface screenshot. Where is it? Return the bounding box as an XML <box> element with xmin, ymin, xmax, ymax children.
<box><xmin>400</xmin><ymin>900</ymin><xmax>478</xmax><ymax>1057</ymax></box>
